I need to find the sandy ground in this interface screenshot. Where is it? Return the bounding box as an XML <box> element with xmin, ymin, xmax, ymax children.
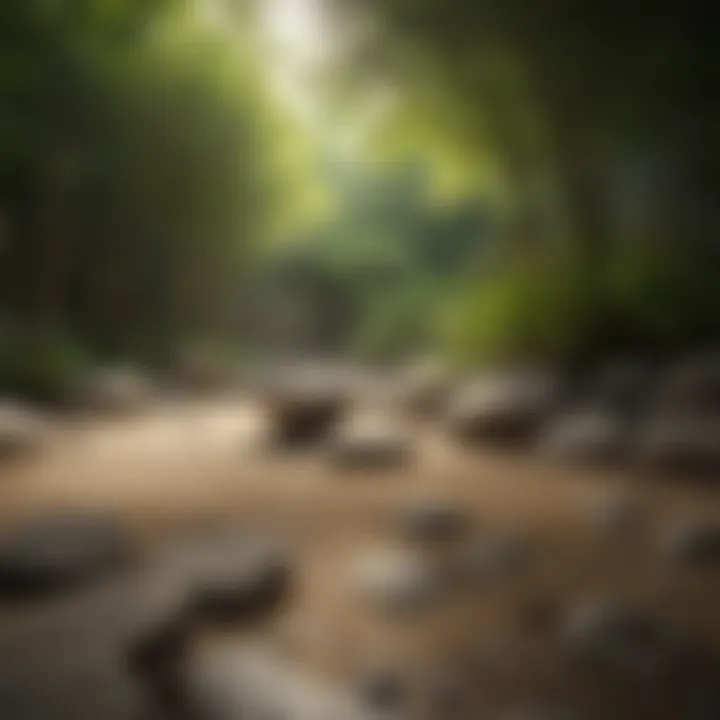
<box><xmin>1</xmin><ymin>399</ymin><xmax>720</xmax><ymax>719</ymax></box>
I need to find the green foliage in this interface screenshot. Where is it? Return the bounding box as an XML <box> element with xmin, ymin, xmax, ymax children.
<box><xmin>441</xmin><ymin>259</ymin><xmax>594</xmax><ymax>366</ymax></box>
<box><xmin>0</xmin><ymin>324</ymin><xmax>92</xmax><ymax>403</ymax></box>
<box><xmin>0</xmin><ymin>0</ymin><xmax>291</xmax><ymax>374</ymax></box>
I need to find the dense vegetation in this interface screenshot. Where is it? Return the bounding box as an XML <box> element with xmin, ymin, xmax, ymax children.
<box><xmin>0</xmin><ymin>0</ymin><xmax>717</xmax><ymax>400</ymax></box>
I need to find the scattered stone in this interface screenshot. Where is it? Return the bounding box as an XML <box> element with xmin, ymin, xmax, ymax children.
<box><xmin>587</xmin><ymin>491</ymin><xmax>642</xmax><ymax>537</ymax></box>
<box><xmin>186</xmin><ymin>641</ymin><xmax>363</xmax><ymax>720</ymax></box>
<box><xmin>537</xmin><ymin>408</ymin><xmax>628</xmax><ymax>465</ymax></box>
<box><xmin>352</xmin><ymin>547</ymin><xmax>447</xmax><ymax>612</ymax></box>
<box><xmin>401</xmin><ymin>502</ymin><xmax>470</xmax><ymax>543</ymax></box>
<box><xmin>357</xmin><ymin>669</ymin><xmax>407</xmax><ymax>714</ymax></box>
<box><xmin>593</xmin><ymin>358</ymin><xmax>655</xmax><ymax>413</ymax></box>
<box><xmin>154</xmin><ymin>531</ymin><xmax>293</xmax><ymax>625</ymax></box>
<box><xmin>124</xmin><ymin>611</ymin><xmax>192</xmax><ymax>710</ymax></box>
<box><xmin>189</xmin><ymin>550</ymin><xmax>291</xmax><ymax>624</ymax></box>
<box><xmin>0</xmin><ymin>512</ymin><xmax>129</xmax><ymax>599</ymax></box>
<box><xmin>0</xmin><ymin>401</ymin><xmax>47</xmax><ymax>461</ymax></box>
<box><xmin>77</xmin><ymin>366</ymin><xmax>152</xmax><ymax>415</ymax></box>
<box><xmin>174</xmin><ymin>346</ymin><xmax>236</xmax><ymax>395</ymax></box>
<box><xmin>461</xmin><ymin>532</ymin><xmax>531</xmax><ymax>582</ymax></box>
<box><xmin>660</xmin><ymin>519</ymin><xmax>720</xmax><ymax>565</ymax></box>
<box><xmin>427</xmin><ymin>668</ymin><xmax>472</xmax><ymax>717</ymax></box>
<box><xmin>559</xmin><ymin>598</ymin><xmax>679</xmax><ymax>677</ymax></box>
<box><xmin>396</xmin><ymin>358</ymin><xmax>454</xmax><ymax>418</ymax></box>
<box><xmin>635</xmin><ymin>415</ymin><xmax>720</xmax><ymax>474</ymax></box>
<box><xmin>264</xmin><ymin>370</ymin><xmax>348</xmax><ymax>448</ymax></box>
<box><xmin>328</xmin><ymin>415</ymin><xmax>412</xmax><ymax>470</ymax></box>
<box><xmin>499</xmin><ymin>704</ymin><xmax>583</xmax><ymax>720</ymax></box>
<box><xmin>445</xmin><ymin>371</ymin><xmax>561</xmax><ymax>445</ymax></box>
<box><xmin>653</xmin><ymin>353</ymin><xmax>720</xmax><ymax>415</ymax></box>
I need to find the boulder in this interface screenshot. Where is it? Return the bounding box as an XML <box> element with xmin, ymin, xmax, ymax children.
<box><xmin>537</xmin><ymin>408</ymin><xmax>628</xmax><ymax>466</ymax></box>
<box><xmin>153</xmin><ymin>530</ymin><xmax>293</xmax><ymax>625</ymax></box>
<box><xmin>460</xmin><ymin>531</ymin><xmax>531</xmax><ymax>582</ymax></box>
<box><xmin>559</xmin><ymin>598</ymin><xmax>679</xmax><ymax>677</ymax></box>
<box><xmin>586</xmin><ymin>492</ymin><xmax>642</xmax><ymax>537</ymax></box>
<box><xmin>653</xmin><ymin>353</ymin><xmax>720</xmax><ymax>415</ymax></box>
<box><xmin>0</xmin><ymin>512</ymin><xmax>129</xmax><ymax>599</ymax></box>
<box><xmin>77</xmin><ymin>366</ymin><xmax>152</xmax><ymax>415</ymax></box>
<box><xmin>0</xmin><ymin>401</ymin><xmax>47</xmax><ymax>461</ymax></box>
<box><xmin>400</xmin><ymin>502</ymin><xmax>470</xmax><ymax>543</ymax></box>
<box><xmin>635</xmin><ymin>415</ymin><xmax>720</xmax><ymax>474</ymax></box>
<box><xmin>356</xmin><ymin>669</ymin><xmax>408</xmax><ymax>714</ymax></box>
<box><xmin>445</xmin><ymin>371</ymin><xmax>561</xmax><ymax>445</ymax></box>
<box><xmin>660</xmin><ymin>519</ymin><xmax>720</xmax><ymax>565</ymax></box>
<box><xmin>327</xmin><ymin>415</ymin><xmax>412</xmax><ymax>470</ymax></box>
<box><xmin>263</xmin><ymin>366</ymin><xmax>349</xmax><ymax>448</ymax></box>
<box><xmin>396</xmin><ymin>358</ymin><xmax>454</xmax><ymax>418</ymax></box>
<box><xmin>352</xmin><ymin>547</ymin><xmax>448</xmax><ymax>612</ymax></box>
<box><xmin>185</xmin><ymin>642</ymin><xmax>363</xmax><ymax>720</ymax></box>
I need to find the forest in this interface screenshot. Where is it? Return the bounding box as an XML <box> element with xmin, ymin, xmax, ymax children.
<box><xmin>1</xmin><ymin>0</ymin><xmax>718</xmax><ymax>401</ymax></box>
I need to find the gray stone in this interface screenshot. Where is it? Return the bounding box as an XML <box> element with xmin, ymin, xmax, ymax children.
<box><xmin>76</xmin><ymin>366</ymin><xmax>152</xmax><ymax>415</ymax></box>
<box><xmin>401</xmin><ymin>503</ymin><xmax>470</xmax><ymax>543</ymax></box>
<box><xmin>186</xmin><ymin>641</ymin><xmax>369</xmax><ymax>720</ymax></box>
<box><xmin>151</xmin><ymin>530</ymin><xmax>293</xmax><ymax>625</ymax></box>
<box><xmin>636</xmin><ymin>415</ymin><xmax>720</xmax><ymax>474</ymax></box>
<box><xmin>328</xmin><ymin>416</ymin><xmax>412</xmax><ymax>470</ymax></box>
<box><xmin>357</xmin><ymin>669</ymin><xmax>407</xmax><ymax>714</ymax></box>
<box><xmin>0</xmin><ymin>402</ymin><xmax>47</xmax><ymax>461</ymax></box>
<box><xmin>427</xmin><ymin>668</ymin><xmax>472</xmax><ymax>717</ymax></box>
<box><xmin>654</xmin><ymin>353</ymin><xmax>720</xmax><ymax>415</ymax></box>
<box><xmin>537</xmin><ymin>408</ymin><xmax>627</xmax><ymax>465</ymax></box>
<box><xmin>352</xmin><ymin>547</ymin><xmax>447</xmax><ymax>612</ymax></box>
<box><xmin>396</xmin><ymin>358</ymin><xmax>454</xmax><ymax>418</ymax></box>
<box><xmin>499</xmin><ymin>705</ymin><xmax>583</xmax><ymax>720</ymax></box>
<box><xmin>661</xmin><ymin>519</ymin><xmax>720</xmax><ymax>564</ymax></box>
<box><xmin>559</xmin><ymin>598</ymin><xmax>678</xmax><ymax>677</ymax></box>
<box><xmin>593</xmin><ymin>358</ymin><xmax>654</xmax><ymax>412</ymax></box>
<box><xmin>265</xmin><ymin>372</ymin><xmax>348</xmax><ymax>448</ymax></box>
<box><xmin>446</xmin><ymin>371</ymin><xmax>561</xmax><ymax>445</ymax></box>
<box><xmin>461</xmin><ymin>532</ymin><xmax>530</xmax><ymax>582</ymax></box>
<box><xmin>0</xmin><ymin>512</ymin><xmax>129</xmax><ymax>599</ymax></box>
<box><xmin>587</xmin><ymin>492</ymin><xmax>642</xmax><ymax>537</ymax></box>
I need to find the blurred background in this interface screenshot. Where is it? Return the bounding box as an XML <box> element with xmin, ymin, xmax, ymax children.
<box><xmin>1</xmin><ymin>3</ymin><xmax>719</xmax><ymax>720</ymax></box>
<box><xmin>1</xmin><ymin>0</ymin><xmax>717</xmax><ymax>391</ymax></box>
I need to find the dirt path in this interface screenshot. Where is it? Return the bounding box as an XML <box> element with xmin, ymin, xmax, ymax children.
<box><xmin>1</xmin><ymin>399</ymin><xmax>720</xmax><ymax>718</ymax></box>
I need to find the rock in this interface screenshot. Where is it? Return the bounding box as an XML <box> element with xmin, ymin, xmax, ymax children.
<box><xmin>427</xmin><ymin>668</ymin><xmax>472</xmax><ymax>717</ymax></box>
<box><xmin>587</xmin><ymin>491</ymin><xmax>642</xmax><ymax>537</ymax></box>
<box><xmin>173</xmin><ymin>346</ymin><xmax>236</xmax><ymax>395</ymax></box>
<box><xmin>0</xmin><ymin>401</ymin><xmax>47</xmax><ymax>461</ymax></box>
<box><xmin>0</xmin><ymin>512</ymin><xmax>129</xmax><ymax>599</ymax></box>
<box><xmin>537</xmin><ymin>408</ymin><xmax>628</xmax><ymax>465</ymax></box>
<box><xmin>461</xmin><ymin>532</ymin><xmax>531</xmax><ymax>582</ymax></box>
<box><xmin>264</xmin><ymin>368</ymin><xmax>348</xmax><ymax>448</ymax></box>
<box><xmin>189</xmin><ymin>550</ymin><xmax>291</xmax><ymax>624</ymax></box>
<box><xmin>592</xmin><ymin>358</ymin><xmax>655</xmax><ymax>412</ymax></box>
<box><xmin>77</xmin><ymin>366</ymin><xmax>152</xmax><ymax>415</ymax></box>
<box><xmin>155</xmin><ymin>531</ymin><xmax>293</xmax><ymax>625</ymax></box>
<box><xmin>396</xmin><ymin>358</ymin><xmax>454</xmax><ymax>418</ymax></box>
<box><xmin>328</xmin><ymin>415</ymin><xmax>412</xmax><ymax>470</ymax></box>
<box><xmin>499</xmin><ymin>705</ymin><xmax>583</xmax><ymax>720</ymax></box>
<box><xmin>445</xmin><ymin>371</ymin><xmax>561</xmax><ymax>445</ymax></box>
<box><xmin>559</xmin><ymin>598</ymin><xmax>679</xmax><ymax>677</ymax></box>
<box><xmin>654</xmin><ymin>353</ymin><xmax>720</xmax><ymax>415</ymax></box>
<box><xmin>352</xmin><ymin>547</ymin><xmax>447</xmax><ymax>612</ymax></box>
<box><xmin>186</xmin><ymin>641</ymin><xmax>364</xmax><ymax>720</ymax></box>
<box><xmin>357</xmin><ymin>669</ymin><xmax>407</xmax><ymax>714</ymax></box>
<box><xmin>124</xmin><ymin>611</ymin><xmax>192</xmax><ymax>710</ymax></box>
<box><xmin>660</xmin><ymin>519</ymin><xmax>720</xmax><ymax>565</ymax></box>
<box><xmin>635</xmin><ymin>415</ymin><xmax>720</xmax><ymax>474</ymax></box>
<box><xmin>401</xmin><ymin>503</ymin><xmax>470</xmax><ymax>543</ymax></box>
